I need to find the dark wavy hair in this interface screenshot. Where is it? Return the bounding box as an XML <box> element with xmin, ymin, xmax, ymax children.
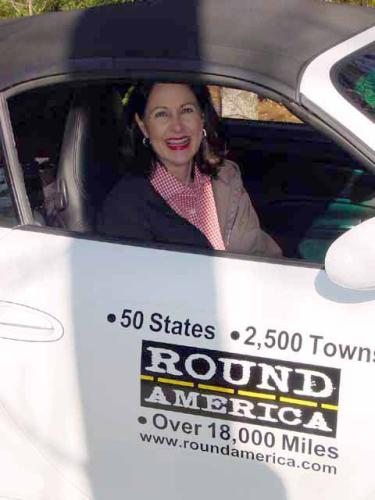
<box><xmin>121</xmin><ymin>82</ymin><xmax>226</xmax><ymax>178</ymax></box>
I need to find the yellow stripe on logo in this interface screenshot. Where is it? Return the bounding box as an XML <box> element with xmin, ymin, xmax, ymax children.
<box><xmin>238</xmin><ymin>390</ymin><xmax>276</xmax><ymax>400</ymax></box>
<box><xmin>198</xmin><ymin>384</ymin><xmax>235</xmax><ymax>394</ymax></box>
<box><xmin>321</xmin><ymin>403</ymin><xmax>339</xmax><ymax>411</ymax></box>
<box><xmin>141</xmin><ymin>375</ymin><xmax>336</xmax><ymax>412</ymax></box>
<box><xmin>157</xmin><ymin>377</ymin><xmax>194</xmax><ymax>388</ymax></box>
<box><xmin>279</xmin><ymin>396</ymin><xmax>318</xmax><ymax>408</ymax></box>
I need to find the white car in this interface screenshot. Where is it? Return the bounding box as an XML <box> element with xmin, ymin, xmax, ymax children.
<box><xmin>0</xmin><ymin>0</ymin><xmax>374</xmax><ymax>499</ymax></box>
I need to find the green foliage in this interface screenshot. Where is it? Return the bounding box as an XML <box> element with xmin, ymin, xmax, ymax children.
<box><xmin>328</xmin><ymin>0</ymin><xmax>375</xmax><ymax>5</ymax></box>
<box><xmin>0</xmin><ymin>0</ymin><xmax>373</xmax><ymax>19</ymax></box>
<box><xmin>61</xmin><ymin>0</ymin><xmax>136</xmax><ymax>12</ymax></box>
<box><xmin>0</xmin><ymin>0</ymin><xmax>137</xmax><ymax>18</ymax></box>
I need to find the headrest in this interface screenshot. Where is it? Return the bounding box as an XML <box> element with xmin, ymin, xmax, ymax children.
<box><xmin>55</xmin><ymin>86</ymin><xmax>124</xmax><ymax>232</ymax></box>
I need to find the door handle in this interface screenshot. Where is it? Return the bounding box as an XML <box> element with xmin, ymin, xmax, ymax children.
<box><xmin>0</xmin><ymin>301</ymin><xmax>64</xmax><ymax>342</ymax></box>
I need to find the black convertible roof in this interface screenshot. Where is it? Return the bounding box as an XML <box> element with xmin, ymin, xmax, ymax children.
<box><xmin>1</xmin><ymin>0</ymin><xmax>375</xmax><ymax>99</ymax></box>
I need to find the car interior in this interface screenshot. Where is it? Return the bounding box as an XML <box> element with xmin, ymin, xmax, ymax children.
<box><xmin>7</xmin><ymin>82</ymin><xmax>375</xmax><ymax>264</ymax></box>
<box><xmin>226</xmin><ymin>119</ymin><xmax>375</xmax><ymax>262</ymax></box>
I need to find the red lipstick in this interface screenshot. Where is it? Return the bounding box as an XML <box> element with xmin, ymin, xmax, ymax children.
<box><xmin>166</xmin><ymin>137</ymin><xmax>190</xmax><ymax>151</ymax></box>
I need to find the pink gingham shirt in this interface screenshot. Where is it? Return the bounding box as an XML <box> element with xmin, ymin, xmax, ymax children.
<box><xmin>150</xmin><ymin>164</ymin><xmax>225</xmax><ymax>250</ymax></box>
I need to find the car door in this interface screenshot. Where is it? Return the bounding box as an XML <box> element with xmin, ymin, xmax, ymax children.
<box><xmin>1</xmin><ymin>84</ymin><xmax>375</xmax><ymax>500</ymax></box>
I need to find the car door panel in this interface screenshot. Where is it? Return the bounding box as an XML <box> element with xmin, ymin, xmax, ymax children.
<box><xmin>0</xmin><ymin>228</ymin><xmax>374</xmax><ymax>499</ymax></box>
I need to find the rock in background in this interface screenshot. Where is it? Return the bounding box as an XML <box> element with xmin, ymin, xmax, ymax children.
<box><xmin>221</xmin><ymin>88</ymin><xmax>258</xmax><ymax>120</ymax></box>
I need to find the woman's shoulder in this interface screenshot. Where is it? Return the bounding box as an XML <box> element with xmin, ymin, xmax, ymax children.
<box><xmin>111</xmin><ymin>172</ymin><xmax>150</xmax><ymax>193</ymax></box>
<box><xmin>98</xmin><ymin>173</ymin><xmax>155</xmax><ymax>236</ymax></box>
<box><xmin>103</xmin><ymin>173</ymin><xmax>152</xmax><ymax>208</ymax></box>
<box><xmin>215</xmin><ymin>159</ymin><xmax>242</xmax><ymax>186</ymax></box>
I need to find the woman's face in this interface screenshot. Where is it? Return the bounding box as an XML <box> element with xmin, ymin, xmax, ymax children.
<box><xmin>135</xmin><ymin>83</ymin><xmax>204</xmax><ymax>177</ymax></box>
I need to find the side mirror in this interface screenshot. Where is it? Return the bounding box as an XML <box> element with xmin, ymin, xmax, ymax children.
<box><xmin>325</xmin><ymin>217</ymin><xmax>375</xmax><ymax>290</ymax></box>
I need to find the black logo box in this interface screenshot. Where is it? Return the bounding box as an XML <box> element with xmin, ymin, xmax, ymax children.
<box><xmin>140</xmin><ymin>341</ymin><xmax>340</xmax><ymax>437</ymax></box>
<box><xmin>141</xmin><ymin>341</ymin><xmax>340</xmax><ymax>403</ymax></box>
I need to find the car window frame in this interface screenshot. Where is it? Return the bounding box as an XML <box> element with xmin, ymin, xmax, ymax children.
<box><xmin>0</xmin><ymin>138</ymin><xmax>19</xmax><ymax>229</ymax></box>
<box><xmin>0</xmin><ymin>93</ymin><xmax>33</xmax><ymax>225</ymax></box>
<box><xmin>3</xmin><ymin>72</ymin><xmax>375</xmax><ymax>270</ymax></box>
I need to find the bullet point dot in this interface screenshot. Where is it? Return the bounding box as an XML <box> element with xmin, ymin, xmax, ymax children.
<box><xmin>107</xmin><ymin>313</ymin><xmax>116</xmax><ymax>323</ymax></box>
<box><xmin>231</xmin><ymin>331</ymin><xmax>240</xmax><ymax>340</ymax></box>
<box><xmin>138</xmin><ymin>416</ymin><xmax>147</xmax><ymax>424</ymax></box>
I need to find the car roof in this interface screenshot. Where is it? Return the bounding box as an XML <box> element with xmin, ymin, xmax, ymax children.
<box><xmin>1</xmin><ymin>0</ymin><xmax>375</xmax><ymax>99</ymax></box>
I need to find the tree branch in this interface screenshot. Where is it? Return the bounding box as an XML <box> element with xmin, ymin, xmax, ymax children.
<box><xmin>7</xmin><ymin>0</ymin><xmax>25</xmax><ymax>14</ymax></box>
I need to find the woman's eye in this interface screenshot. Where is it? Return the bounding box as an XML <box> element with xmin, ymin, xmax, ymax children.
<box><xmin>181</xmin><ymin>106</ymin><xmax>195</xmax><ymax>114</ymax></box>
<box><xmin>154</xmin><ymin>110</ymin><xmax>168</xmax><ymax>118</ymax></box>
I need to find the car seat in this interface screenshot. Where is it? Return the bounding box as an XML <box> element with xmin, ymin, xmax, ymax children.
<box><xmin>54</xmin><ymin>86</ymin><xmax>124</xmax><ymax>232</ymax></box>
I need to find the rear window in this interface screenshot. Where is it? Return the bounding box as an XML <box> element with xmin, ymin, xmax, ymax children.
<box><xmin>334</xmin><ymin>42</ymin><xmax>375</xmax><ymax>121</ymax></box>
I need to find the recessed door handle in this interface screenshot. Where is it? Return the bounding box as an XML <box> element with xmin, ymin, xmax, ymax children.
<box><xmin>0</xmin><ymin>301</ymin><xmax>64</xmax><ymax>342</ymax></box>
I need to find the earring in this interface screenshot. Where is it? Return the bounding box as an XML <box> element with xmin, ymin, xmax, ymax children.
<box><xmin>202</xmin><ymin>128</ymin><xmax>207</xmax><ymax>138</ymax></box>
<box><xmin>142</xmin><ymin>137</ymin><xmax>150</xmax><ymax>147</ymax></box>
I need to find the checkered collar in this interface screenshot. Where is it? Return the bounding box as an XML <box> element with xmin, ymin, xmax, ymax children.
<box><xmin>150</xmin><ymin>163</ymin><xmax>208</xmax><ymax>201</ymax></box>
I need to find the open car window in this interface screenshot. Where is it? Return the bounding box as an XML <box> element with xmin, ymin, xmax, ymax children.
<box><xmin>6</xmin><ymin>82</ymin><xmax>375</xmax><ymax>264</ymax></box>
<box><xmin>211</xmin><ymin>88</ymin><xmax>375</xmax><ymax>263</ymax></box>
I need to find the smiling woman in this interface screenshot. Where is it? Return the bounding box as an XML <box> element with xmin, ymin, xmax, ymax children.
<box><xmin>134</xmin><ymin>83</ymin><xmax>206</xmax><ymax>183</ymax></box>
<box><xmin>98</xmin><ymin>81</ymin><xmax>282</xmax><ymax>257</ymax></box>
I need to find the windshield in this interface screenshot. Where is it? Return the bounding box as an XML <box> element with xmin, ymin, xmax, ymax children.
<box><xmin>335</xmin><ymin>43</ymin><xmax>375</xmax><ymax>122</ymax></box>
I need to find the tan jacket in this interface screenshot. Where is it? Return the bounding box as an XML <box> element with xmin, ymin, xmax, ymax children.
<box><xmin>212</xmin><ymin>160</ymin><xmax>282</xmax><ymax>258</ymax></box>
